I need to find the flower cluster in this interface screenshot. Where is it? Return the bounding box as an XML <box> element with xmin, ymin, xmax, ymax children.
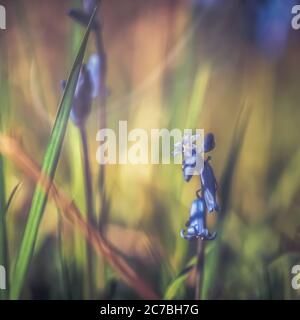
<box><xmin>175</xmin><ymin>132</ymin><xmax>219</xmax><ymax>240</ymax></box>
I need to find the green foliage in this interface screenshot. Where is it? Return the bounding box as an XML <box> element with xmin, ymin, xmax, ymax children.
<box><xmin>10</xmin><ymin>9</ymin><xmax>97</xmax><ymax>299</ymax></box>
<box><xmin>202</xmin><ymin>106</ymin><xmax>249</xmax><ymax>299</ymax></box>
<box><xmin>164</xmin><ymin>257</ymin><xmax>197</xmax><ymax>300</ymax></box>
<box><xmin>0</xmin><ymin>2</ymin><xmax>299</xmax><ymax>301</ymax></box>
<box><xmin>267</xmin><ymin>253</ymin><xmax>300</xmax><ymax>300</ymax></box>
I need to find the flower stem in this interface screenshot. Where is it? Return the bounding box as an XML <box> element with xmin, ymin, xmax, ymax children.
<box><xmin>195</xmin><ymin>238</ymin><xmax>205</xmax><ymax>300</ymax></box>
<box><xmin>79</xmin><ymin>124</ymin><xmax>96</xmax><ymax>298</ymax></box>
<box><xmin>94</xmin><ymin>12</ymin><xmax>108</xmax><ymax>231</ymax></box>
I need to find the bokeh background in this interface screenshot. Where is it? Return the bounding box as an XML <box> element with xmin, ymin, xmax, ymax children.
<box><xmin>1</xmin><ymin>0</ymin><xmax>300</xmax><ymax>299</ymax></box>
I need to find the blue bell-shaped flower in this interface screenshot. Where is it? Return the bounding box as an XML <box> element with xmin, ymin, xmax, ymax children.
<box><xmin>177</xmin><ymin>133</ymin><xmax>216</xmax><ymax>182</ymax></box>
<box><xmin>182</xmin><ymin>147</ymin><xmax>197</xmax><ymax>182</ymax></box>
<box><xmin>200</xmin><ymin>157</ymin><xmax>219</xmax><ymax>213</ymax></box>
<box><xmin>180</xmin><ymin>198</ymin><xmax>216</xmax><ymax>240</ymax></box>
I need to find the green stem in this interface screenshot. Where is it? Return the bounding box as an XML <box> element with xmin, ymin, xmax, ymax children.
<box><xmin>79</xmin><ymin>125</ymin><xmax>96</xmax><ymax>298</ymax></box>
<box><xmin>94</xmin><ymin>10</ymin><xmax>108</xmax><ymax>231</ymax></box>
<box><xmin>195</xmin><ymin>238</ymin><xmax>205</xmax><ymax>300</ymax></box>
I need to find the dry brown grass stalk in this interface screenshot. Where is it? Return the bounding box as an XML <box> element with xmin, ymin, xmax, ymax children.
<box><xmin>0</xmin><ymin>134</ymin><xmax>159</xmax><ymax>300</ymax></box>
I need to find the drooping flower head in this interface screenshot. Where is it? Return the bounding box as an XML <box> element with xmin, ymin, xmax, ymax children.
<box><xmin>70</xmin><ymin>65</ymin><xmax>93</xmax><ymax>126</ymax></box>
<box><xmin>173</xmin><ymin>133</ymin><xmax>201</xmax><ymax>182</ymax></box>
<box><xmin>83</xmin><ymin>0</ymin><xmax>98</xmax><ymax>15</ymax></box>
<box><xmin>200</xmin><ymin>157</ymin><xmax>219</xmax><ymax>213</ymax></box>
<box><xmin>181</xmin><ymin>197</ymin><xmax>216</xmax><ymax>240</ymax></box>
<box><xmin>86</xmin><ymin>53</ymin><xmax>101</xmax><ymax>99</ymax></box>
<box><xmin>255</xmin><ymin>0</ymin><xmax>296</xmax><ymax>58</ymax></box>
<box><xmin>204</xmin><ymin>132</ymin><xmax>215</xmax><ymax>153</ymax></box>
<box><xmin>173</xmin><ymin>132</ymin><xmax>216</xmax><ymax>182</ymax></box>
<box><xmin>61</xmin><ymin>54</ymin><xmax>100</xmax><ymax>126</ymax></box>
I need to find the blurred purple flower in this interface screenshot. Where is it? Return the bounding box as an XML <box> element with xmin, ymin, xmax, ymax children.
<box><xmin>61</xmin><ymin>55</ymin><xmax>100</xmax><ymax>126</ymax></box>
<box><xmin>86</xmin><ymin>53</ymin><xmax>101</xmax><ymax>98</ymax></box>
<box><xmin>70</xmin><ymin>64</ymin><xmax>93</xmax><ymax>126</ymax></box>
<box><xmin>256</xmin><ymin>0</ymin><xmax>296</xmax><ymax>57</ymax></box>
<box><xmin>83</xmin><ymin>0</ymin><xmax>98</xmax><ymax>15</ymax></box>
<box><xmin>191</xmin><ymin>0</ymin><xmax>220</xmax><ymax>8</ymax></box>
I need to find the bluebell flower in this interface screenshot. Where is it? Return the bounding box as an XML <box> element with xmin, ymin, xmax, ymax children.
<box><xmin>173</xmin><ymin>133</ymin><xmax>200</xmax><ymax>157</ymax></box>
<box><xmin>172</xmin><ymin>133</ymin><xmax>199</xmax><ymax>181</ymax></box>
<box><xmin>83</xmin><ymin>0</ymin><xmax>98</xmax><ymax>15</ymax></box>
<box><xmin>204</xmin><ymin>132</ymin><xmax>215</xmax><ymax>152</ymax></box>
<box><xmin>61</xmin><ymin>55</ymin><xmax>100</xmax><ymax>126</ymax></box>
<box><xmin>255</xmin><ymin>0</ymin><xmax>296</xmax><ymax>58</ymax></box>
<box><xmin>200</xmin><ymin>157</ymin><xmax>219</xmax><ymax>213</ymax></box>
<box><xmin>86</xmin><ymin>53</ymin><xmax>101</xmax><ymax>98</ymax></box>
<box><xmin>182</xmin><ymin>147</ymin><xmax>197</xmax><ymax>182</ymax></box>
<box><xmin>181</xmin><ymin>198</ymin><xmax>216</xmax><ymax>240</ymax></box>
<box><xmin>70</xmin><ymin>64</ymin><xmax>93</xmax><ymax>126</ymax></box>
<box><xmin>175</xmin><ymin>133</ymin><xmax>215</xmax><ymax>181</ymax></box>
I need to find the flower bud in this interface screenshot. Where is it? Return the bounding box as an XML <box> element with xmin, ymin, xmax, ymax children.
<box><xmin>204</xmin><ymin>132</ymin><xmax>215</xmax><ymax>153</ymax></box>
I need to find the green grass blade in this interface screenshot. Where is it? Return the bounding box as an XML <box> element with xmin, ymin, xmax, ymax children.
<box><xmin>202</xmin><ymin>105</ymin><xmax>249</xmax><ymax>299</ymax></box>
<box><xmin>5</xmin><ymin>183</ymin><xmax>21</xmax><ymax>215</ymax></box>
<box><xmin>0</xmin><ymin>120</ymin><xmax>6</xmax><ymax>300</ymax></box>
<box><xmin>10</xmin><ymin>8</ymin><xmax>98</xmax><ymax>300</ymax></box>
<box><xmin>0</xmin><ymin>39</ymin><xmax>10</xmax><ymax>300</ymax></box>
<box><xmin>164</xmin><ymin>257</ymin><xmax>196</xmax><ymax>300</ymax></box>
<box><xmin>185</xmin><ymin>64</ymin><xmax>210</xmax><ymax>128</ymax></box>
<box><xmin>270</xmin><ymin>146</ymin><xmax>300</xmax><ymax>213</ymax></box>
<box><xmin>0</xmin><ymin>182</ymin><xmax>21</xmax><ymax>299</ymax></box>
<box><xmin>0</xmin><ymin>154</ymin><xmax>7</xmax><ymax>300</ymax></box>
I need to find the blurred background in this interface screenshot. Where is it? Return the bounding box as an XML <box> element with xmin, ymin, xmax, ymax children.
<box><xmin>1</xmin><ymin>0</ymin><xmax>300</xmax><ymax>299</ymax></box>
